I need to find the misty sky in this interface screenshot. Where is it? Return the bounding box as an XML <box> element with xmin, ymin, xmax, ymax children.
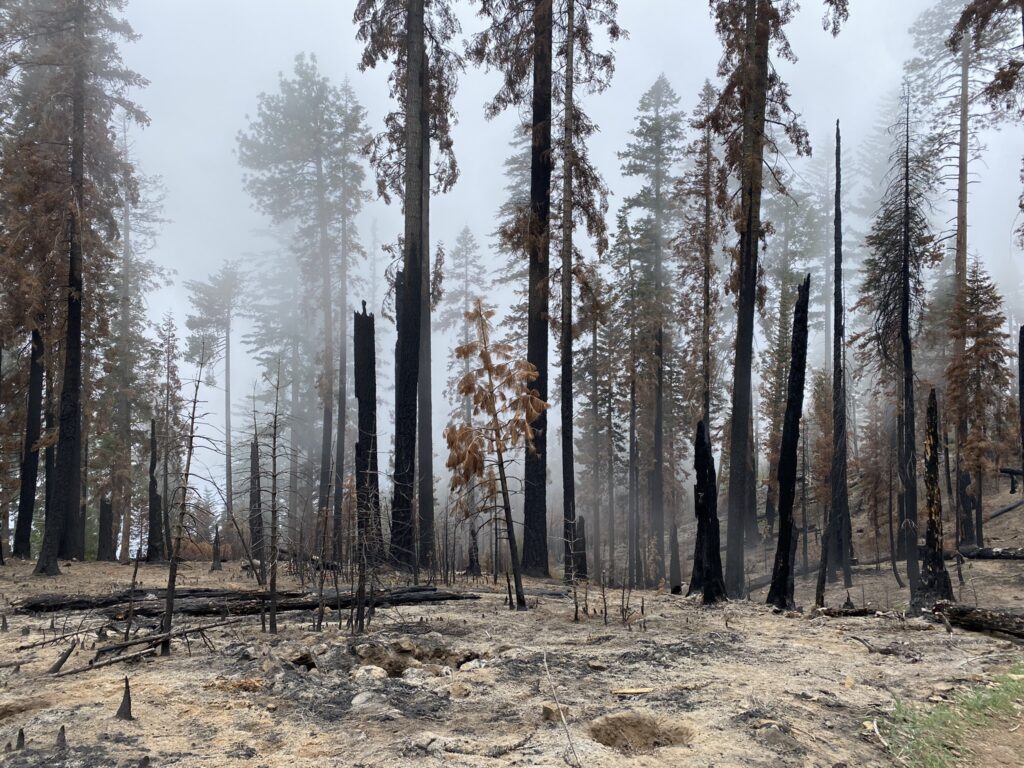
<box><xmin>119</xmin><ymin>1</ymin><xmax>1024</xmax><ymax>496</ymax></box>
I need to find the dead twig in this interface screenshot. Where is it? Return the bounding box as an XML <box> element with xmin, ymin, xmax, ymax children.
<box><xmin>542</xmin><ymin>651</ymin><xmax>580</xmax><ymax>768</ymax></box>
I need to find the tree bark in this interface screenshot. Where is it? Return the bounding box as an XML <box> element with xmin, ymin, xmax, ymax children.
<box><xmin>390</xmin><ymin>0</ymin><xmax>426</xmax><ymax>569</ymax></box>
<box><xmin>36</xmin><ymin>0</ymin><xmax>85</xmax><ymax>576</ymax></box>
<box><xmin>768</xmin><ymin>275</ymin><xmax>810</xmax><ymax>611</ymax></box>
<box><xmin>521</xmin><ymin>0</ymin><xmax>554</xmax><ymax>577</ymax></box>
<box><xmin>14</xmin><ymin>327</ymin><xmax>44</xmax><ymax>559</ymax></box>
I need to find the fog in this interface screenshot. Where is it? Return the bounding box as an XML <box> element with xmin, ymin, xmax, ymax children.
<box><xmin>120</xmin><ymin>0</ymin><xmax>1023</xmax><ymax>503</ymax></box>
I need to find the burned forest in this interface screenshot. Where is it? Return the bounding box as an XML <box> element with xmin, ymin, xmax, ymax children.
<box><xmin>1</xmin><ymin>1</ymin><xmax>1024</xmax><ymax>766</ymax></box>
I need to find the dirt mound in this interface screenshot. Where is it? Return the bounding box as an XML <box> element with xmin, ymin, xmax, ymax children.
<box><xmin>588</xmin><ymin>710</ymin><xmax>694</xmax><ymax>753</ymax></box>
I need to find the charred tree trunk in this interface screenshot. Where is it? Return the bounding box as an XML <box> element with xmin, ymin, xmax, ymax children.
<box><xmin>768</xmin><ymin>275</ymin><xmax>810</xmax><ymax>611</ymax></box>
<box><xmin>725</xmin><ymin>0</ymin><xmax>771</xmax><ymax>598</ymax></box>
<box><xmin>899</xmin><ymin>96</ymin><xmax>921</xmax><ymax>596</ymax></box>
<box><xmin>574</xmin><ymin>514</ymin><xmax>587</xmax><ymax>580</ymax></box>
<box><xmin>521</xmin><ymin>0</ymin><xmax>553</xmax><ymax>578</ymax></box>
<box><xmin>37</xmin><ymin>0</ymin><xmax>85</xmax><ymax>576</ymax></box>
<box><xmin>1018</xmin><ymin>326</ymin><xmax>1023</xmax><ymax>482</ymax></box>
<box><xmin>146</xmin><ymin>420</ymin><xmax>163</xmax><ymax>562</ymax></box>
<box><xmin>355</xmin><ymin>304</ymin><xmax>382</xmax><ymax>568</ymax></box>
<box><xmin>560</xmin><ymin>0</ymin><xmax>577</xmax><ymax>584</ymax></box>
<box><xmin>249</xmin><ymin>440</ymin><xmax>265</xmax><ymax>584</ymax></box>
<box><xmin>97</xmin><ymin>497</ymin><xmax>115</xmax><ymax>562</ymax></box>
<box><xmin>695</xmin><ymin>420</ymin><xmax>726</xmax><ymax>605</ymax></box>
<box><xmin>417</xmin><ymin>55</ymin><xmax>435</xmax><ymax>574</ymax></box>
<box><xmin>14</xmin><ymin>327</ymin><xmax>44</xmax><ymax>559</ymax></box>
<box><xmin>590</xmin><ymin>319</ymin><xmax>603</xmax><ymax>582</ymax></box>
<box><xmin>915</xmin><ymin>389</ymin><xmax>954</xmax><ymax>610</ymax></box>
<box><xmin>390</xmin><ymin>0</ymin><xmax>426</xmax><ymax>570</ymax></box>
<box><xmin>831</xmin><ymin>121</ymin><xmax>853</xmax><ymax>588</ymax></box>
<box><xmin>210</xmin><ymin>525</ymin><xmax>222</xmax><ymax>571</ymax></box>
<box><xmin>974</xmin><ymin>471</ymin><xmax>984</xmax><ymax>548</ymax></box>
<box><xmin>669</xmin><ymin>523</ymin><xmax>682</xmax><ymax>595</ymax></box>
<box><xmin>628</xmin><ymin>377</ymin><xmax>641</xmax><ymax>589</ymax></box>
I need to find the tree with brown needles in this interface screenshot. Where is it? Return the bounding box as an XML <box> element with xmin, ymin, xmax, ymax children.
<box><xmin>445</xmin><ymin>300</ymin><xmax>548</xmax><ymax>610</ymax></box>
<box><xmin>0</xmin><ymin>0</ymin><xmax>148</xmax><ymax>574</ymax></box>
<box><xmin>945</xmin><ymin>260</ymin><xmax>1012</xmax><ymax>548</ymax></box>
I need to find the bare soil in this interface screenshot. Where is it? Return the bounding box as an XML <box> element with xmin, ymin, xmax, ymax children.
<box><xmin>0</xmin><ymin>499</ymin><xmax>1021</xmax><ymax>768</ymax></box>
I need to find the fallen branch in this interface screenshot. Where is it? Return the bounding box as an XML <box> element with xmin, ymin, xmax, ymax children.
<box><xmin>93</xmin><ymin>617</ymin><xmax>248</xmax><ymax>657</ymax></box>
<box><xmin>56</xmin><ymin>647</ymin><xmax>158</xmax><ymax>677</ymax></box>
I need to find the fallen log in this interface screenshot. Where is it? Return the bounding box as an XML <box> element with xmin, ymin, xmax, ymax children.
<box><xmin>932</xmin><ymin>602</ymin><xmax>1024</xmax><ymax>640</ymax></box>
<box><xmin>20</xmin><ymin>586</ymin><xmax>479</xmax><ymax>619</ymax></box>
<box><xmin>958</xmin><ymin>545</ymin><xmax>1024</xmax><ymax>561</ymax></box>
<box><xmin>112</xmin><ymin>586</ymin><xmax>480</xmax><ymax>619</ymax></box>
<box><xmin>17</xmin><ymin>588</ymin><xmax>304</xmax><ymax>615</ymax></box>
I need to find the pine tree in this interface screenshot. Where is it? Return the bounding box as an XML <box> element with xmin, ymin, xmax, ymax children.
<box><xmin>437</xmin><ymin>227</ymin><xmax>488</xmax><ymax>575</ymax></box>
<box><xmin>946</xmin><ymin>260</ymin><xmax>1012</xmax><ymax>547</ymax></box>
<box><xmin>237</xmin><ymin>54</ymin><xmax>370</xmax><ymax>564</ymax></box>
<box><xmin>184</xmin><ymin>262</ymin><xmax>244</xmax><ymax>546</ymax></box>
<box><xmin>857</xmin><ymin>86</ymin><xmax>941</xmax><ymax>597</ymax></box>
<box><xmin>618</xmin><ymin>74</ymin><xmax>685</xmax><ymax>585</ymax></box>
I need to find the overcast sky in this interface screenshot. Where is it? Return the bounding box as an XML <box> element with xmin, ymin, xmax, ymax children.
<box><xmin>119</xmin><ymin>0</ymin><xmax>1024</xmax><ymax>494</ymax></box>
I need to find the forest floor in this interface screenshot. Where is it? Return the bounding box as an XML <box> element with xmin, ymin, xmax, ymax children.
<box><xmin>0</xmin><ymin>495</ymin><xmax>1021</xmax><ymax>767</ymax></box>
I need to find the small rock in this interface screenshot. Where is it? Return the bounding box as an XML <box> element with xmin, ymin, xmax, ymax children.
<box><xmin>459</xmin><ymin>659</ymin><xmax>485</xmax><ymax>672</ymax></box>
<box><xmin>393</xmin><ymin>638</ymin><xmax>416</xmax><ymax>654</ymax></box>
<box><xmin>410</xmin><ymin>732</ymin><xmax>447</xmax><ymax>756</ymax></box>
<box><xmin>542</xmin><ymin>702</ymin><xmax>570</xmax><ymax>722</ymax></box>
<box><xmin>587</xmin><ymin>660</ymin><xmax>608</xmax><ymax>671</ymax></box>
<box><xmin>351</xmin><ymin>665</ymin><xmax>388</xmax><ymax>681</ymax></box>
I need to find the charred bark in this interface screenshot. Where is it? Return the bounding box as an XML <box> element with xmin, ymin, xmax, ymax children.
<box><xmin>146</xmin><ymin>420</ymin><xmax>163</xmax><ymax>562</ymax></box>
<box><xmin>768</xmin><ymin>274</ymin><xmax>810</xmax><ymax>611</ymax></box>
<box><xmin>355</xmin><ymin>304</ymin><xmax>382</xmax><ymax>567</ymax></box>
<box><xmin>725</xmin><ymin>0</ymin><xmax>771</xmax><ymax>598</ymax></box>
<box><xmin>693</xmin><ymin>420</ymin><xmax>726</xmax><ymax>604</ymax></box>
<box><xmin>97</xmin><ymin>496</ymin><xmax>115</xmax><ymax>562</ymax></box>
<box><xmin>831</xmin><ymin>121</ymin><xmax>853</xmax><ymax>588</ymax></box>
<box><xmin>14</xmin><ymin>328</ymin><xmax>44</xmax><ymax>559</ymax></box>
<box><xmin>390</xmin><ymin>0</ymin><xmax>426</xmax><ymax>570</ymax></box>
<box><xmin>521</xmin><ymin>0</ymin><xmax>554</xmax><ymax>578</ymax></box>
<box><xmin>669</xmin><ymin>523</ymin><xmax>682</xmax><ymax>595</ymax></box>
<box><xmin>249</xmin><ymin>440</ymin><xmax>265</xmax><ymax>584</ymax></box>
<box><xmin>915</xmin><ymin>389</ymin><xmax>954</xmax><ymax>610</ymax></box>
